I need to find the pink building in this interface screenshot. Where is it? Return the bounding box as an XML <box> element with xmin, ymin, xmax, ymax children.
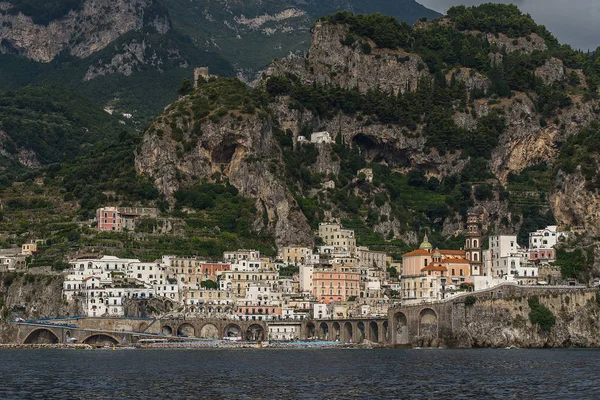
<box><xmin>529</xmin><ymin>248</ymin><xmax>555</xmax><ymax>263</ymax></box>
<box><xmin>97</xmin><ymin>207</ymin><xmax>121</xmax><ymax>231</ymax></box>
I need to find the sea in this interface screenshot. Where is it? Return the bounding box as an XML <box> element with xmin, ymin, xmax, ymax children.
<box><xmin>1</xmin><ymin>348</ymin><xmax>598</xmax><ymax>399</ymax></box>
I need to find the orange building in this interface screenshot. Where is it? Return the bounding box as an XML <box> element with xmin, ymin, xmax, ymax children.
<box><xmin>401</xmin><ymin>235</ymin><xmax>471</xmax><ymax>301</ymax></box>
<box><xmin>312</xmin><ymin>266</ymin><xmax>360</xmax><ymax>304</ymax></box>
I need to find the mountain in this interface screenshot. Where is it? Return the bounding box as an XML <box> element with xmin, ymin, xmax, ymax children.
<box><xmin>164</xmin><ymin>0</ymin><xmax>441</xmax><ymax>76</ymax></box>
<box><xmin>0</xmin><ymin>0</ymin><xmax>235</xmax><ymax>123</ymax></box>
<box><xmin>135</xmin><ymin>5</ymin><xmax>600</xmax><ymax>271</ymax></box>
<box><xmin>0</xmin><ymin>0</ymin><xmax>439</xmax><ymax>123</ymax></box>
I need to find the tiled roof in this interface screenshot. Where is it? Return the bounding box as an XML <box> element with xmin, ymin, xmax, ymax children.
<box><xmin>402</xmin><ymin>249</ymin><xmax>430</xmax><ymax>257</ymax></box>
<box><xmin>422</xmin><ymin>265</ymin><xmax>447</xmax><ymax>272</ymax></box>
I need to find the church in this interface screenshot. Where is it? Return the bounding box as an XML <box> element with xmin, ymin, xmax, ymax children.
<box><xmin>400</xmin><ymin>213</ymin><xmax>482</xmax><ymax>303</ymax></box>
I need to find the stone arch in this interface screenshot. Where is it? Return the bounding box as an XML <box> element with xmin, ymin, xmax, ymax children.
<box><xmin>82</xmin><ymin>334</ymin><xmax>120</xmax><ymax>346</ymax></box>
<box><xmin>474</xmin><ymin>252</ymin><xmax>479</xmax><ymax>261</ymax></box>
<box><xmin>344</xmin><ymin>322</ymin><xmax>353</xmax><ymax>342</ymax></box>
<box><xmin>246</xmin><ymin>324</ymin><xmax>265</xmax><ymax>341</ymax></box>
<box><xmin>369</xmin><ymin>321</ymin><xmax>379</xmax><ymax>343</ymax></box>
<box><xmin>199</xmin><ymin>323</ymin><xmax>220</xmax><ymax>339</ymax></box>
<box><xmin>332</xmin><ymin>322</ymin><xmax>341</xmax><ymax>341</ymax></box>
<box><xmin>394</xmin><ymin>312</ymin><xmax>409</xmax><ymax>345</ymax></box>
<box><xmin>419</xmin><ymin>308</ymin><xmax>438</xmax><ymax>337</ymax></box>
<box><xmin>466</xmin><ymin>239</ymin><xmax>471</xmax><ymax>248</ymax></box>
<box><xmin>305</xmin><ymin>322</ymin><xmax>315</xmax><ymax>339</ymax></box>
<box><xmin>357</xmin><ymin>322</ymin><xmax>365</xmax><ymax>343</ymax></box>
<box><xmin>473</xmin><ymin>239</ymin><xmax>478</xmax><ymax>248</ymax></box>
<box><xmin>224</xmin><ymin>323</ymin><xmax>242</xmax><ymax>339</ymax></box>
<box><xmin>177</xmin><ymin>323</ymin><xmax>195</xmax><ymax>337</ymax></box>
<box><xmin>318</xmin><ymin>322</ymin><xmax>329</xmax><ymax>340</ymax></box>
<box><xmin>23</xmin><ymin>328</ymin><xmax>60</xmax><ymax>344</ymax></box>
<box><xmin>161</xmin><ymin>325</ymin><xmax>173</xmax><ymax>336</ymax></box>
<box><xmin>382</xmin><ymin>321</ymin><xmax>389</xmax><ymax>343</ymax></box>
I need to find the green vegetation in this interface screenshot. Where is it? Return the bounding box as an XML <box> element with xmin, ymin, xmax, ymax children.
<box><xmin>528</xmin><ymin>296</ymin><xmax>556</xmax><ymax>332</ymax></box>
<box><xmin>267</xmin><ymin>75</ymin><xmax>506</xmax><ymax>158</ymax></box>
<box><xmin>200</xmin><ymin>280</ymin><xmax>218</xmax><ymax>289</ymax></box>
<box><xmin>553</xmin><ymin>248</ymin><xmax>593</xmax><ymax>280</ymax></box>
<box><xmin>6</xmin><ymin>0</ymin><xmax>84</xmax><ymax>25</ymax></box>
<box><xmin>0</xmin><ymin>31</ymin><xmax>235</xmax><ymax>126</ymax></box>
<box><xmin>464</xmin><ymin>295</ymin><xmax>476</xmax><ymax>306</ymax></box>
<box><xmin>174</xmin><ymin>182</ymin><xmax>256</xmax><ymax>239</ymax></box>
<box><xmin>279</xmin><ymin>266</ymin><xmax>299</xmax><ymax>278</ymax></box>
<box><xmin>45</xmin><ymin>130</ymin><xmax>159</xmax><ymax>219</ymax></box>
<box><xmin>0</xmin><ymin>86</ymin><xmax>126</xmax><ymax>164</ymax></box>
<box><xmin>323</xmin><ymin>6</ymin><xmax>598</xmax><ymax>101</ymax></box>
<box><xmin>165</xmin><ymin>0</ymin><xmax>439</xmax><ymax>72</ymax></box>
<box><xmin>557</xmin><ymin>122</ymin><xmax>600</xmax><ymax>191</ymax></box>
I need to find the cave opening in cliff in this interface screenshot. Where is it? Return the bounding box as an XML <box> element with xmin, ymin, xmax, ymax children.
<box><xmin>211</xmin><ymin>141</ymin><xmax>237</xmax><ymax>164</ymax></box>
<box><xmin>352</xmin><ymin>133</ymin><xmax>409</xmax><ymax>167</ymax></box>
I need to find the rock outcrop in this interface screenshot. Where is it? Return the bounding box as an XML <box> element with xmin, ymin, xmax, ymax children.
<box><xmin>0</xmin><ymin>0</ymin><xmax>170</xmax><ymax>62</ymax></box>
<box><xmin>0</xmin><ymin>273</ymin><xmax>82</xmax><ymax>343</ymax></box>
<box><xmin>453</xmin><ymin>290</ymin><xmax>600</xmax><ymax>348</ymax></box>
<box><xmin>135</xmin><ymin>100</ymin><xmax>313</xmax><ymax>247</ymax></box>
<box><xmin>265</xmin><ymin>22</ymin><xmax>430</xmax><ymax>95</ymax></box>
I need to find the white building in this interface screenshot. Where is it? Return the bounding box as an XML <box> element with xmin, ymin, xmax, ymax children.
<box><xmin>529</xmin><ymin>226</ymin><xmax>569</xmax><ymax>249</ymax></box>
<box><xmin>317</xmin><ymin>223</ymin><xmax>357</xmax><ymax>256</ymax></box>
<box><xmin>298</xmin><ymin>265</ymin><xmax>314</xmax><ymax>294</ymax></box>
<box><xmin>310</xmin><ymin>131</ymin><xmax>333</xmax><ymax>144</ymax></box>
<box><xmin>313</xmin><ymin>304</ymin><xmax>331</xmax><ymax>320</ymax></box>
<box><xmin>268</xmin><ymin>323</ymin><xmax>301</xmax><ymax>341</ymax></box>
<box><xmin>224</xmin><ymin>249</ymin><xmax>260</xmax><ymax>262</ymax></box>
<box><xmin>486</xmin><ymin>235</ymin><xmax>538</xmax><ymax>280</ymax></box>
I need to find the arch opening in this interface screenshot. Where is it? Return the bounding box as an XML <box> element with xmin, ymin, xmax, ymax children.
<box><xmin>318</xmin><ymin>322</ymin><xmax>329</xmax><ymax>340</ymax></box>
<box><xmin>357</xmin><ymin>322</ymin><xmax>365</xmax><ymax>343</ymax></box>
<box><xmin>83</xmin><ymin>334</ymin><xmax>119</xmax><ymax>346</ymax></box>
<box><xmin>23</xmin><ymin>329</ymin><xmax>60</xmax><ymax>345</ymax></box>
<box><xmin>246</xmin><ymin>324</ymin><xmax>265</xmax><ymax>341</ymax></box>
<box><xmin>224</xmin><ymin>323</ymin><xmax>242</xmax><ymax>340</ymax></box>
<box><xmin>419</xmin><ymin>308</ymin><xmax>438</xmax><ymax>337</ymax></box>
<box><xmin>394</xmin><ymin>312</ymin><xmax>409</xmax><ymax>345</ymax></box>
<box><xmin>161</xmin><ymin>325</ymin><xmax>173</xmax><ymax>336</ymax></box>
<box><xmin>344</xmin><ymin>322</ymin><xmax>353</xmax><ymax>342</ymax></box>
<box><xmin>332</xmin><ymin>322</ymin><xmax>341</xmax><ymax>341</ymax></box>
<box><xmin>305</xmin><ymin>323</ymin><xmax>315</xmax><ymax>339</ymax></box>
<box><xmin>199</xmin><ymin>323</ymin><xmax>219</xmax><ymax>339</ymax></box>
<box><xmin>369</xmin><ymin>321</ymin><xmax>379</xmax><ymax>343</ymax></box>
<box><xmin>177</xmin><ymin>323</ymin><xmax>195</xmax><ymax>337</ymax></box>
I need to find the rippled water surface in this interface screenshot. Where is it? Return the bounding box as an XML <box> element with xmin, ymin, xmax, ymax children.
<box><xmin>1</xmin><ymin>348</ymin><xmax>599</xmax><ymax>399</ymax></box>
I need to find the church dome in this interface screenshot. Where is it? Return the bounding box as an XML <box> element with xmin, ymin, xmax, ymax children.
<box><xmin>419</xmin><ymin>234</ymin><xmax>432</xmax><ymax>250</ymax></box>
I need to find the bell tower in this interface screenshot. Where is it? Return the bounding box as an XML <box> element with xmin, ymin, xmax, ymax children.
<box><xmin>465</xmin><ymin>213</ymin><xmax>482</xmax><ymax>276</ymax></box>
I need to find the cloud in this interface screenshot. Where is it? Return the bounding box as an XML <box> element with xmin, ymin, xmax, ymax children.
<box><xmin>416</xmin><ymin>0</ymin><xmax>600</xmax><ymax>50</ymax></box>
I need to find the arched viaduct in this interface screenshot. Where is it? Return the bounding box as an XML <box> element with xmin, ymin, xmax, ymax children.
<box><xmin>16</xmin><ymin>285</ymin><xmax>594</xmax><ymax>347</ymax></box>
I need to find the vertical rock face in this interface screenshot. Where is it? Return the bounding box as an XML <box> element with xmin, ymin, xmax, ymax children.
<box><xmin>265</xmin><ymin>22</ymin><xmax>430</xmax><ymax>95</ymax></box>
<box><xmin>0</xmin><ymin>0</ymin><xmax>170</xmax><ymax>62</ymax></box>
<box><xmin>135</xmin><ymin>100</ymin><xmax>313</xmax><ymax>247</ymax></box>
<box><xmin>0</xmin><ymin>273</ymin><xmax>82</xmax><ymax>343</ymax></box>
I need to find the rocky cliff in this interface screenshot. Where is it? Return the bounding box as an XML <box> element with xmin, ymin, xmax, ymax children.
<box><xmin>0</xmin><ymin>273</ymin><xmax>82</xmax><ymax>343</ymax></box>
<box><xmin>0</xmin><ymin>0</ymin><xmax>170</xmax><ymax>62</ymax></box>
<box><xmin>136</xmin><ymin>9</ymin><xmax>600</xmax><ymax>250</ymax></box>
<box><xmin>135</xmin><ymin>81</ymin><xmax>313</xmax><ymax>246</ymax></box>
<box><xmin>451</xmin><ymin>289</ymin><xmax>600</xmax><ymax>348</ymax></box>
<box><xmin>266</xmin><ymin>22</ymin><xmax>430</xmax><ymax>95</ymax></box>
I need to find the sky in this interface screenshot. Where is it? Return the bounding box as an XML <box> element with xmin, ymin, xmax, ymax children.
<box><xmin>417</xmin><ymin>0</ymin><xmax>600</xmax><ymax>51</ymax></box>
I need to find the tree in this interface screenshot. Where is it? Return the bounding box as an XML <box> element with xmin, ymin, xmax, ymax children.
<box><xmin>200</xmin><ymin>280</ymin><xmax>218</xmax><ymax>289</ymax></box>
<box><xmin>178</xmin><ymin>78</ymin><xmax>193</xmax><ymax>96</ymax></box>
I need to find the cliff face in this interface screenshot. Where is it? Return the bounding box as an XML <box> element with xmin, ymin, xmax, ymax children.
<box><xmin>0</xmin><ymin>273</ymin><xmax>82</xmax><ymax>343</ymax></box>
<box><xmin>266</xmin><ymin>23</ymin><xmax>430</xmax><ymax>95</ymax></box>
<box><xmin>0</xmin><ymin>0</ymin><xmax>170</xmax><ymax>62</ymax></box>
<box><xmin>135</xmin><ymin>98</ymin><xmax>313</xmax><ymax>246</ymax></box>
<box><xmin>452</xmin><ymin>290</ymin><xmax>600</xmax><ymax>348</ymax></box>
<box><xmin>137</xmin><ymin>16</ymin><xmax>600</xmax><ymax>246</ymax></box>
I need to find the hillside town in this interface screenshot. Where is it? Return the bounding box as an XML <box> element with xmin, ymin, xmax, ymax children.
<box><xmin>3</xmin><ymin>210</ymin><xmax>558</xmax><ymax>340</ymax></box>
